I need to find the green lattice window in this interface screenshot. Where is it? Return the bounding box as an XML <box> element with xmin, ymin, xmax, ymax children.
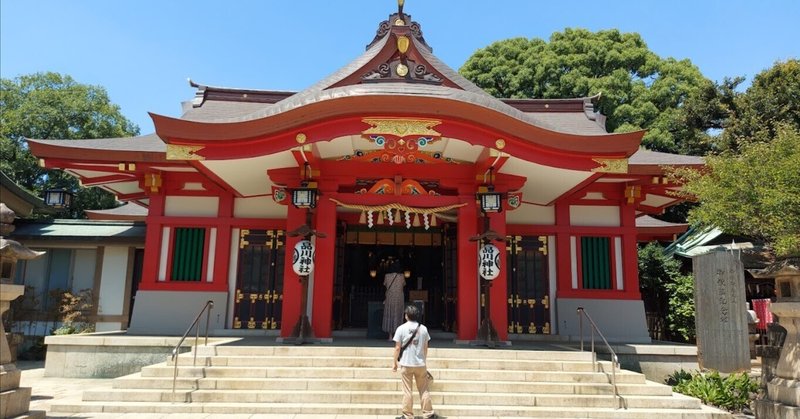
<box><xmin>171</xmin><ymin>228</ymin><xmax>205</xmax><ymax>281</ymax></box>
<box><xmin>581</xmin><ymin>237</ymin><xmax>612</xmax><ymax>290</ymax></box>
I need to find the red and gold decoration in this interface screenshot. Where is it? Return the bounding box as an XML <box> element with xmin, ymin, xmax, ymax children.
<box><xmin>341</xmin><ymin>117</ymin><xmax>456</xmax><ymax>165</ymax></box>
<box><xmin>355</xmin><ymin>178</ymin><xmax>439</xmax><ymax>196</ymax></box>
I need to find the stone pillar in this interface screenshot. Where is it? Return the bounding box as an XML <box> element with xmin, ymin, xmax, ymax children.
<box><xmin>754</xmin><ymin>260</ymin><xmax>800</xmax><ymax>419</ymax></box>
<box><xmin>0</xmin><ymin>203</ymin><xmax>45</xmax><ymax>418</ymax></box>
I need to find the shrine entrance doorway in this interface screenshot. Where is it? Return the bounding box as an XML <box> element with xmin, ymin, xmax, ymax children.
<box><xmin>332</xmin><ymin>224</ymin><xmax>457</xmax><ymax>334</ymax></box>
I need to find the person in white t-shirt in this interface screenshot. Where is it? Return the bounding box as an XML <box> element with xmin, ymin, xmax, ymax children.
<box><xmin>392</xmin><ymin>305</ymin><xmax>436</xmax><ymax>419</ymax></box>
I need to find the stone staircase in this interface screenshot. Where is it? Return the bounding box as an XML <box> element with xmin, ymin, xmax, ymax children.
<box><xmin>50</xmin><ymin>344</ymin><xmax>730</xmax><ymax>418</ymax></box>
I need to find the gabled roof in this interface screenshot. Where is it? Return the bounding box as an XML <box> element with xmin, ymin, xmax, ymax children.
<box><xmin>85</xmin><ymin>202</ymin><xmax>147</xmax><ymax>221</ymax></box>
<box><xmin>0</xmin><ymin>170</ymin><xmax>53</xmax><ymax>217</ymax></box>
<box><xmin>11</xmin><ymin>219</ymin><xmax>145</xmax><ymax>242</ymax></box>
<box><xmin>158</xmin><ymin>9</ymin><xmax>641</xmax><ymax>147</ymax></box>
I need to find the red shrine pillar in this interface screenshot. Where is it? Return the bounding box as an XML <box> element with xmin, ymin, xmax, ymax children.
<box><xmin>554</xmin><ymin>202</ymin><xmax>572</xmax><ymax>298</ymax></box>
<box><xmin>140</xmin><ymin>193</ymin><xmax>165</xmax><ymax>289</ymax></box>
<box><xmin>488</xmin><ymin>210</ymin><xmax>509</xmax><ymax>341</ymax></box>
<box><xmin>456</xmin><ymin>198</ymin><xmax>479</xmax><ymax>340</ymax></box>
<box><xmin>212</xmin><ymin>193</ymin><xmax>234</xmax><ymax>291</ymax></box>
<box><xmin>620</xmin><ymin>202</ymin><xmax>641</xmax><ymax>299</ymax></box>
<box><xmin>280</xmin><ymin>204</ymin><xmax>305</xmax><ymax>337</ymax></box>
<box><xmin>310</xmin><ymin>190</ymin><xmax>337</xmax><ymax>337</ymax></box>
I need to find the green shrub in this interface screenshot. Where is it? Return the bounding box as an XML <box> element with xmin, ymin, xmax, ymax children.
<box><xmin>665</xmin><ymin>273</ymin><xmax>696</xmax><ymax>342</ymax></box>
<box><xmin>667</xmin><ymin>369</ymin><xmax>758</xmax><ymax>412</ymax></box>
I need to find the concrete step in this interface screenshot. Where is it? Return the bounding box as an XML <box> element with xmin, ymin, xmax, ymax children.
<box><xmin>112</xmin><ymin>375</ymin><xmax>674</xmax><ymax>396</ymax></box>
<box><xmin>169</xmin><ymin>354</ymin><xmax>603</xmax><ymax>371</ymax></box>
<box><xmin>49</xmin><ymin>401</ymin><xmax>731</xmax><ymax>418</ymax></box>
<box><xmin>140</xmin><ymin>364</ymin><xmax>645</xmax><ymax>384</ymax></box>
<box><xmin>52</xmin><ymin>345</ymin><xmax>726</xmax><ymax>418</ymax></box>
<box><xmin>199</xmin><ymin>346</ymin><xmax>594</xmax><ymax>361</ymax></box>
<box><xmin>81</xmin><ymin>388</ymin><xmax>701</xmax><ymax>409</ymax></box>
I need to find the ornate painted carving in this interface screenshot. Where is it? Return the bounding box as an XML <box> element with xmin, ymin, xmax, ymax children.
<box><xmin>362</xmin><ymin>58</ymin><xmax>442</xmax><ymax>84</ymax></box>
<box><xmin>166</xmin><ymin>144</ymin><xmax>205</xmax><ymax>161</ymax></box>
<box><xmin>367</xmin><ymin>13</ymin><xmax>430</xmax><ymax>51</ymax></box>
<box><xmin>507</xmin><ymin>193</ymin><xmax>521</xmax><ymax>210</ymax></box>
<box><xmin>591</xmin><ymin>158</ymin><xmax>628</xmax><ymax>174</ymax></box>
<box><xmin>362</xmin><ymin>118</ymin><xmax>441</xmax><ymax>137</ymax></box>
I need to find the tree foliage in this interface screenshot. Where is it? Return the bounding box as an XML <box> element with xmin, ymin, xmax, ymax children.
<box><xmin>460</xmin><ymin>28</ymin><xmax>735</xmax><ymax>155</ymax></box>
<box><xmin>638</xmin><ymin>242</ymin><xmax>695</xmax><ymax>342</ymax></box>
<box><xmin>672</xmin><ymin>126</ymin><xmax>800</xmax><ymax>256</ymax></box>
<box><xmin>718</xmin><ymin>59</ymin><xmax>800</xmax><ymax>152</ymax></box>
<box><xmin>639</xmin><ymin>242</ymin><xmax>682</xmax><ymax>313</ymax></box>
<box><xmin>0</xmin><ymin>72</ymin><xmax>139</xmax><ymax>217</ymax></box>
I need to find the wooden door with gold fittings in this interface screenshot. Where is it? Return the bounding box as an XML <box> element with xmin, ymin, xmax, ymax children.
<box><xmin>506</xmin><ymin>236</ymin><xmax>551</xmax><ymax>335</ymax></box>
<box><xmin>233</xmin><ymin>229</ymin><xmax>285</xmax><ymax>330</ymax></box>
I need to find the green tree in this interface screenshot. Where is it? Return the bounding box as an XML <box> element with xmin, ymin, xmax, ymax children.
<box><xmin>1</xmin><ymin>72</ymin><xmax>139</xmax><ymax>217</ymax></box>
<box><xmin>460</xmin><ymin>28</ymin><xmax>737</xmax><ymax>155</ymax></box>
<box><xmin>717</xmin><ymin>59</ymin><xmax>800</xmax><ymax>152</ymax></box>
<box><xmin>639</xmin><ymin>242</ymin><xmax>681</xmax><ymax>313</ymax></box>
<box><xmin>665</xmin><ymin>273</ymin><xmax>696</xmax><ymax>343</ymax></box>
<box><xmin>673</xmin><ymin>126</ymin><xmax>800</xmax><ymax>257</ymax></box>
<box><xmin>638</xmin><ymin>242</ymin><xmax>695</xmax><ymax>341</ymax></box>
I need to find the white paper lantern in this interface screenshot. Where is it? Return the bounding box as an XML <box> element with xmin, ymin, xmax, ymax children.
<box><xmin>292</xmin><ymin>240</ymin><xmax>315</xmax><ymax>276</ymax></box>
<box><xmin>478</xmin><ymin>244</ymin><xmax>501</xmax><ymax>280</ymax></box>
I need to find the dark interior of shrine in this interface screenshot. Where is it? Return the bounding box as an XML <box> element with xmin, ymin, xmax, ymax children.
<box><xmin>334</xmin><ymin>226</ymin><xmax>454</xmax><ymax>333</ymax></box>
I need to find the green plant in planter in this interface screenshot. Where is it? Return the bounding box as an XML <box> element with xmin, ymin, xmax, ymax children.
<box><xmin>667</xmin><ymin>369</ymin><xmax>758</xmax><ymax>412</ymax></box>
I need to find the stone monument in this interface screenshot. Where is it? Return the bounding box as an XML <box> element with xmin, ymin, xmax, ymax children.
<box><xmin>692</xmin><ymin>251</ymin><xmax>750</xmax><ymax>372</ymax></box>
<box><xmin>0</xmin><ymin>203</ymin><xmax>45</xmax><ymax>418</ymax></box>
<box><xmin>753</xmin><ymin>258</ymin><xmax>800</xmax><ymax>419</ymax></box>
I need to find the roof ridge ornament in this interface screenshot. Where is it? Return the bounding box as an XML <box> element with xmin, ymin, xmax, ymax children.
<box><xmin>366</xmin><ymin>1</ymin><xmax>430</xmax><ymax>52</ymax></box>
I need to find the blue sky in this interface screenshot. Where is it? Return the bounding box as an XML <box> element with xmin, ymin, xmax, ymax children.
<box><xmin>2</xmin><ymin>1</ymin><xmax>798</xmax><ymax>133</ymax></box>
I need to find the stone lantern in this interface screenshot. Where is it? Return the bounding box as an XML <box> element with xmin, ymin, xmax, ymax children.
<box><xmin>0</xmin><ymin>203</ymin><xmax>45</xmax><ymax>418</ymax></box>
<box><xmin>753</xmin><ymin>258</ymin><xmax>800</xmax><ymax>418</ymax></box>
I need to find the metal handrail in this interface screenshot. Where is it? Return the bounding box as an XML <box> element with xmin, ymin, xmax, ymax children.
<box><xmin>171</xmin><ymin>300</ymin><xmax>214</xmax><ymax>400</ymax></box>
<box><xmin>577</xmin><ymin>307</ymin><xmax>622</xmax><ymax>409</ymax></box>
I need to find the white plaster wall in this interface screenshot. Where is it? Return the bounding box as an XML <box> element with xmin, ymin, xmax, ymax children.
<box><xmin>505</xmin><ymin>204</ymin><xmax>555</xmax><ymax>225</ymax></box>
<box><xmin>165</xmin><ymin>196</ymin><xmax>219</xmax><ymax>217</ymax></box>
<box><xmin>207</xmin><ymin>228</ymin><xmax>217</xmax><ymax>282</ymax></box>
<box><xmin>158</xmin><ymin>227</ymin><xmax>170</xmax><ymax>282</ymax></box>
<box><xmin>570</xmin><ymin>206</ymin><xmax>620</xmax><ymax>227</ymax></box>
<box><xmin>227</xmin><ymin>228</ymin><xmax>240</xmax><ymax>329</ymax></box>
<box><xmin>557</xmin><ymin>298</ymin><xmax>650</xmax><ymax>343</ymax></box>
<box><xmin>97</xmin><ymin>246</ymin><xmax>129</xmax><ymax>316</ymax></box>
<box><xmin>234</xmin><ymin>196</ymin><xmax>287</xmax><ymax>218</ymax></box>
<box><xmin>72</xmin><ymin>249</ymin><xmax>97</xmax><ymax>292</ymax></box>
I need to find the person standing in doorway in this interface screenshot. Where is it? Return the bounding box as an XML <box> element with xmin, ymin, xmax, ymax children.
<box><xmin>392</xmin><ymin>304</ymin><xmax>436</xmax><ymax>419</ymax></box>
<box><xmin>383</xmin><ymin>259</ymin><xmax>405</xmax><ymax>339</ymax></box>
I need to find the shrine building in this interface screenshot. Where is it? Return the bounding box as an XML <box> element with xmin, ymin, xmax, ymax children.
<box><xmin>26</xmin><ymin>5</ymin><xmax>700</xmax><ymax>343</ymax></box>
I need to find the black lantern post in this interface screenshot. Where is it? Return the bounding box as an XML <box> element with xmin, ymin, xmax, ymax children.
<box><xmin>470</xmin><ymin>167</ymin><xmax>504</xmax><ymax>347</ymax></box>
<box><xmin>285</xmin><ymin>163</ymin><xmax>325</xmax><ymax>345</ymax></box>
